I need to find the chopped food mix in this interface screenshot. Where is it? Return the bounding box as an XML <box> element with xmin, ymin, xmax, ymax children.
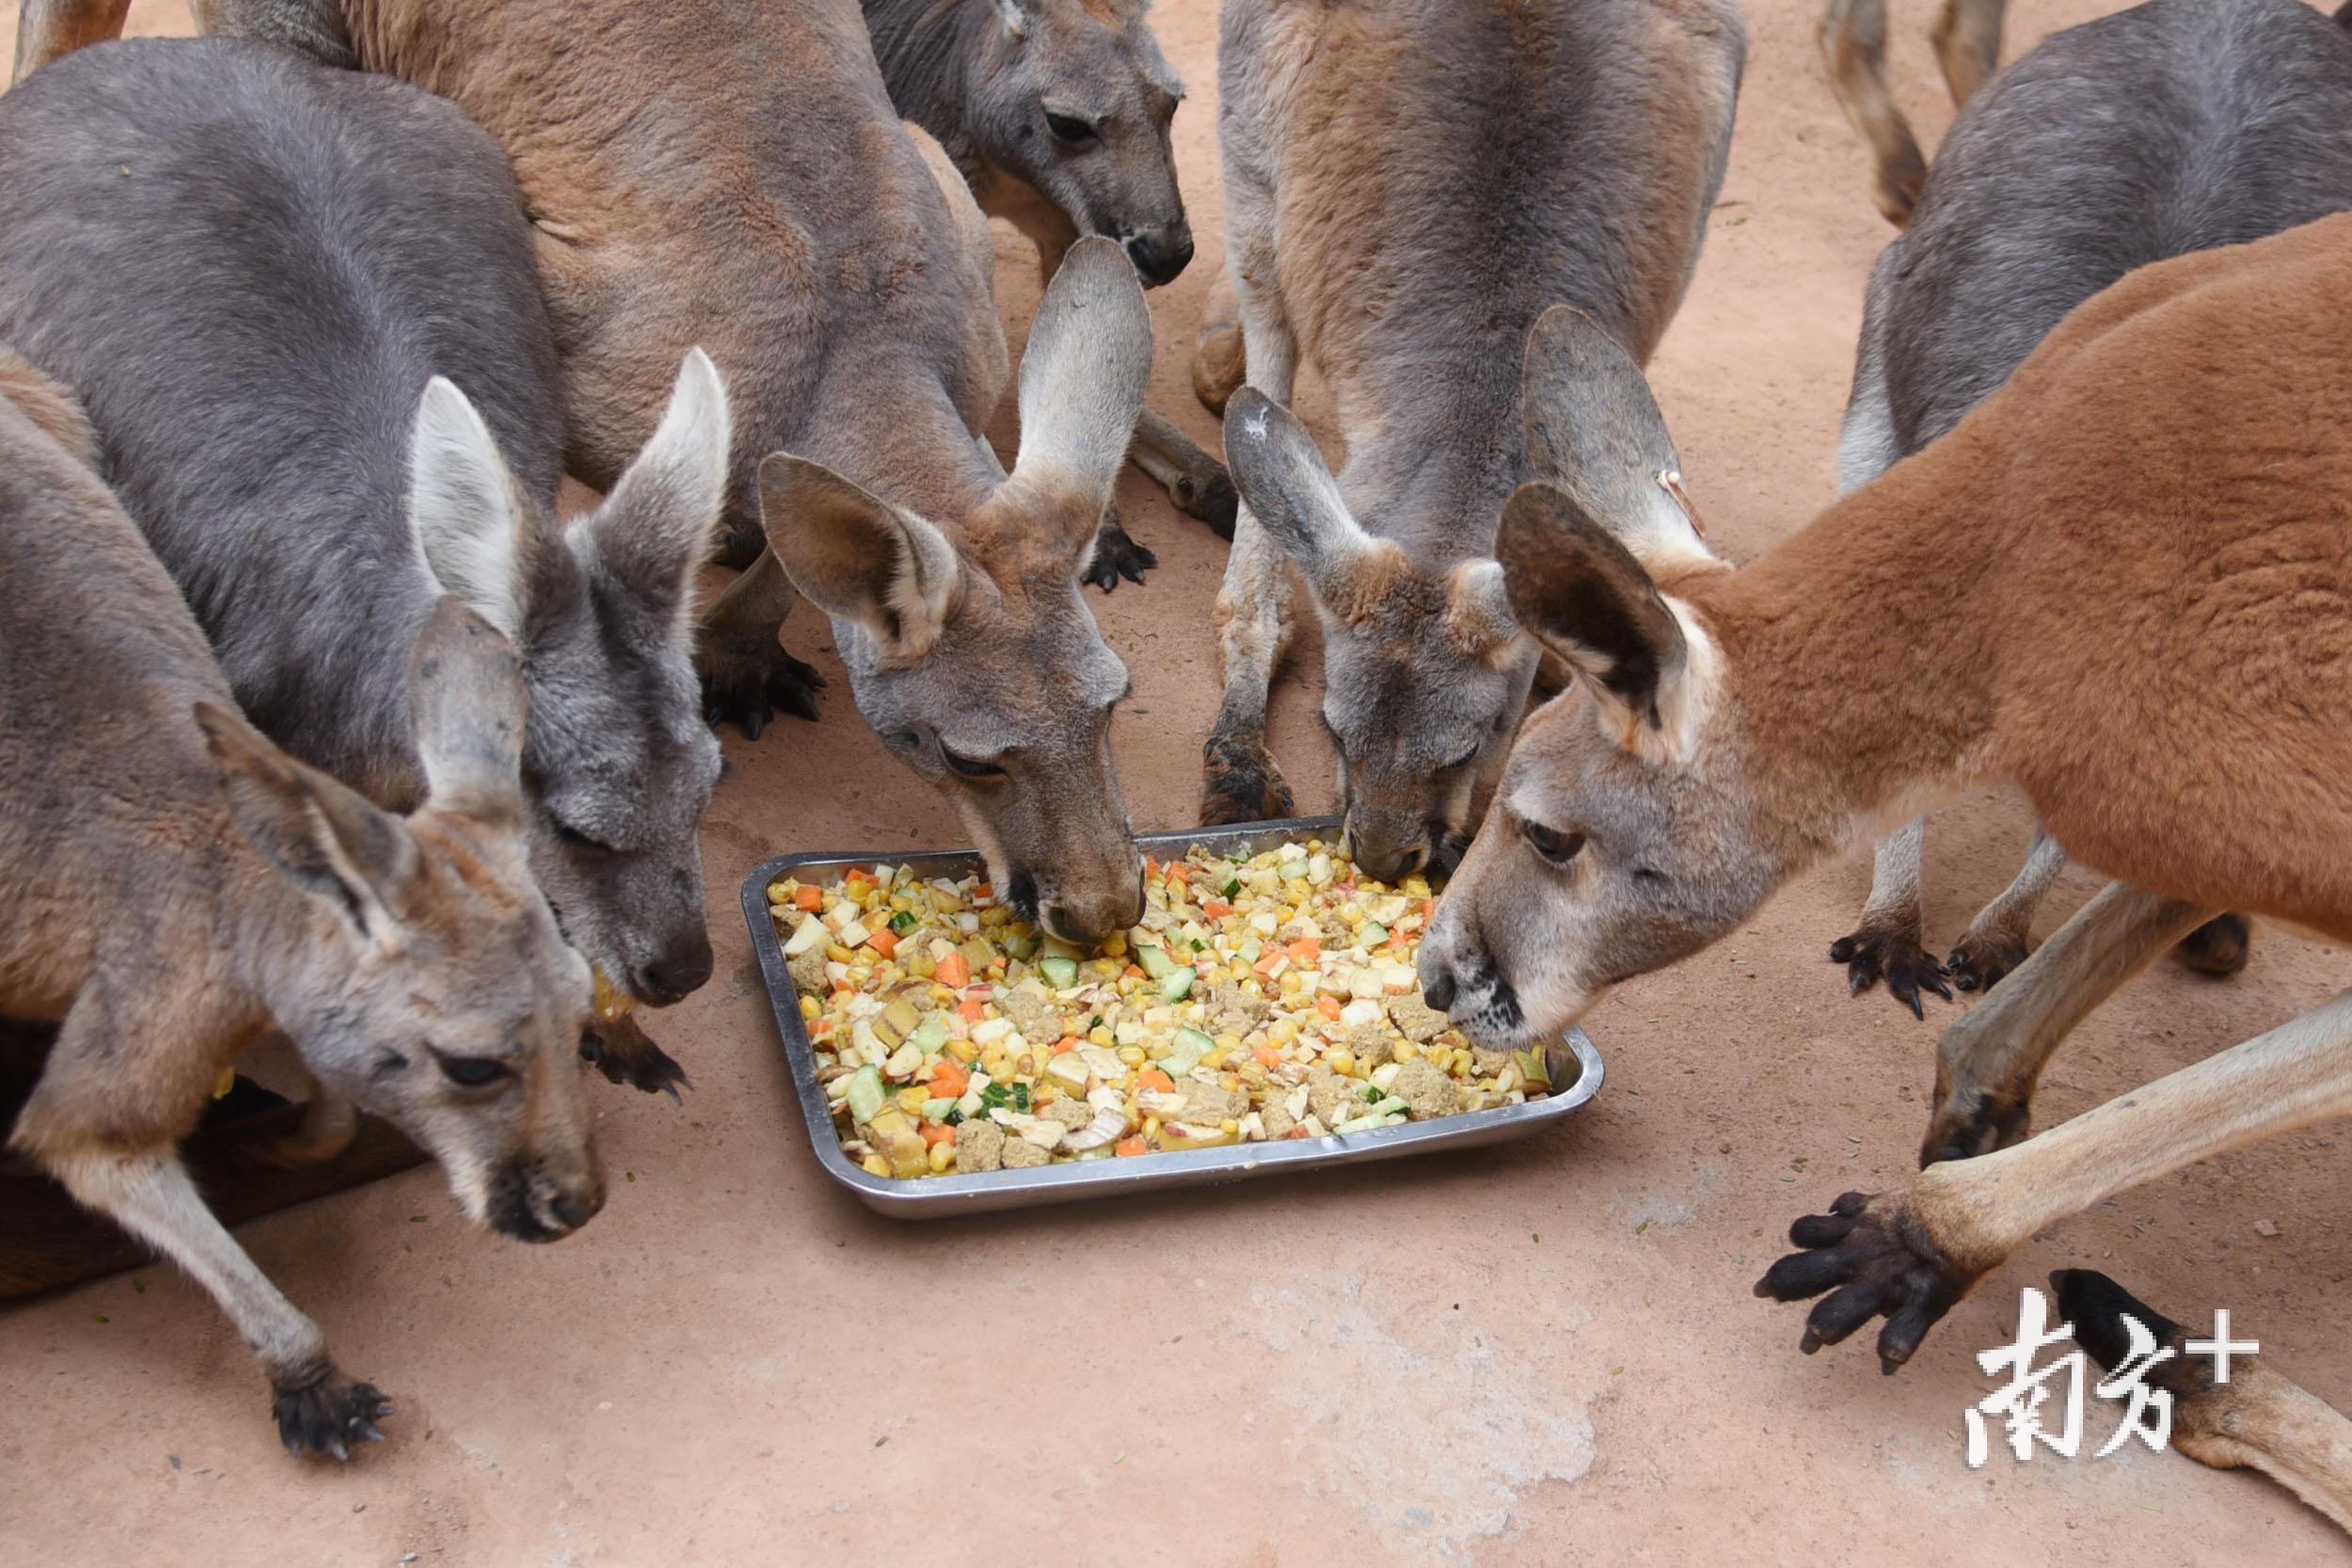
<box><xmin>766</xmin><ymin>838</ymin><xmax>1556</xmax><ymax>1180</ymax></box>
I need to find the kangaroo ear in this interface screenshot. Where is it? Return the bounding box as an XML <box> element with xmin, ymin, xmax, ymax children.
<box><xmin>1009</xmin><ymin>235</ymin><xmax>1153</xmax><ymax>562</ymax></box>
<box><xmin>1441</xmin><ymin>558</ymin><xmax>1523</xmax><ymax>660</ymax></box>
<box><xmin>1222</xmin><ymin>388</ymin><xmax>1395</xmax><ymax>618</ymax></box>
<box><xmin>195</xmin><ymin>702</ymin><xmax>420</xmax><ymax>941</ymax></box>
<box><xmin>1497</xmin><ymin>483</ymin><xmax>1688</xmax><ymax>741</ymax></box>
<box><xmin>584</xmin><ymin>348</ymin><xmax>732</xmax><ymax>641</ymax></box>
<box><xmin>758</xmin><ymin>451</ymin><xmax>961</xmax><ymax>658</ymax></box>
<box><xmin>406</xmin><ymin>598</ymin><xmax>528</xmax><ymax>823</ymax></box>
<box><xmin>407</xmin><ymin>377</ymin><xmax>533</xmax><ymax>642</ymax></box>
<box><xmin>992</xmin><ymin>0</ymin><xmax>1027</xmax><ymax>37</ymax></box>
<box><xmin>1521</xmin><ymin>306</ymin><xmax>1711</xmax><ymax>572</ymax></box>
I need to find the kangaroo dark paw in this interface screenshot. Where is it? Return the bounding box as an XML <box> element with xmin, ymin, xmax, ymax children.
<box><xmin>1168</xmin><ymin>462</ymin><xmax>1238</xmax><ymax>540</ymax></box>
<box><xmin>273</xmin><ymin>1370</ymin><xmax>392</xmax><ymax>1462</ymax></box>
<box><xmin>1828</xmin><ymin>926</ymin><xmax>1951</xmax><ymax>1019</ymax></box>
<box><xmin>1084</xmin><ymin>515</ymin><xmax>1156</xmax><ymax>593</ymax></box>
<box><xmin>1200</xmin><ymin>734</ymin><xmax>1295</xmax><ymax>826</ymax></box>
<box><xmin>1756</xmin><ymin>1188</ymin><xmax>1982</xmax><ymax>1373</ymax></box>
<box><xmin>700</xmin><ymin>642</ymin><xmax>824</xmax><ymax>739</ymax></box>
<box><xmin>580</xmin><ymin>1014</ymin><xmax>691</xmax><ymax>1102</ymax></box>
<box><xmin>2174</xmin><ymin>912</ymin><xmax>2251</xmax><ymax>978</ymax></box>
<box><xmin>1946</xmin><ymin>929</ymin><xmax>2029</xmax><ymax>993</ymax></box>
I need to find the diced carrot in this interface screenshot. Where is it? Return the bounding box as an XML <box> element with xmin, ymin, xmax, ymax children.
<box><xmin>1114</xmin><ymin>1135</ymin><xmax>1149</xmax><ymax>1157</ymax></box>
<box><xmin>1422</xmin><ymin>898</ymin><xmax>1438</xmax><ymax>923</ymax></box>
<box><xmin>1252</xmin><ymin>1044</ymin><xmax>1281</xmax><ymax>1069</ymax></box>
<box><xmin>809</xmin><ymin>1018</ymin><xmax>835</xmax><ymax>1038</ymax></box>
<box><xmin>936</xmin><ymin>951</ymin><xmax>971</xmax><ymax>988</ymax></box>
<box><xmin>845</xmin><ymin>868</ymin><xmax>872</xmax><ymax>886</ymax></box>
<box><xmin>1122</xmin><ymin>963</ymin><xmax>1146</xmax><ymax>980</ymax></box>
<box><xmin>793</xmin><ymin>885</ymin><xmax>823</xmax><ymax>912</ymax></box>
<box><xmin>1136</xmin><ymin>1069</ymin><xmax>1175</xmax><ymax>1094</ymax></box>
<box><xmin>930</xmin><ymin>1061</ymin><xmax>970</xmax><ymax>1100</ymax></box>
<box><xmin>1202</xmin><ymin>899</ymin><xmax>1233</xmax><ymax>918</ymax></box>
<box><xmin>1253</xmin><ymin>950</ymin><xmax>1284</xmax><ymax>975</ymax></box>
<box><xmin>973</xmin><ymin>883</ymin><xmax>993</xmax><ymax>901</ymax></box>
<box><xmin>957</xmin><ymin>997</ymin><xmax>986</xmax><ymax>1022</ymax></box>
<box><xmin>1052</xmin><ymin>1038</ymin><xmax>1076</xmax><ymax>1054</ymax></box>
<box><xmin>1283</xmin><ymin>1125</ymin><xmax>1312</xmax><ymax>1139</ymax></box>
<box><xmin>1164</xmin><ymin>862</ymin><xmax>1189</xmax><ymax>885</ymax></box>
<box><xmin>1286</xmin><ymin>937</ymin><xmax>1321</xmax><ymax>962</ymax></box>
<box><xmin>920</xmin><ymin>1122</ymin><xmax>957</xmax><ymax>1148</ymax></box>
<box><xmin>1144</xmin><ymin>855</ymin><xmax>1160</xmax><ymax>879</ymax></box>
<box><xmin>1316</xmin><ymin>995</ymin><xmax>1344</xmax><ymax>1021</ymax></box>
<box><xmin>866</xmin><ymin>929</ymin><xmax>898</xmax><ymax>959</ymax></box>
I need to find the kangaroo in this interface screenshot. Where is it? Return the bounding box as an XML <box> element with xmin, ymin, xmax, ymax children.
<box><xmin>13</xmin><ymin>0</ymin><xmax>1157</xmax><ymax>751</ymax></box>
<box><xmin>0</xmin><ymin>39</ymin><xmax>733</xmax><ymax>1097</ymax></box>
<box><xmin>863</xmin><ymin>0</ymin><xmax>1241</xmax><ymax>545</ymax></box>
<box><xmin>1191</xmin><ymin>0</ymin><xmax>1743</xmax><ymax>883</ymax></box>
<box><xmin>1818</xmin><ymin>0</ymin><xmax>2003</xmax><ymax>225</ymax></box>
<box><xmin>1826</xmin><ymin>0</ymin><xmax>2352</xmax><ymax>1014</ymax></box>
<box><xmin>0</xmin><ymin>350</ymin><xmax>599</xmax><ymax>1459</ymax></box>
<box><xmin>1419</xmin><ymin>214</ymin><xmax>2352</xmax><ymax>1376</ymax></box>
<box><xmin>2056</xmin><ymin>1269</ymin><xmax>2352</xmax><ymax>1535</ymax></box>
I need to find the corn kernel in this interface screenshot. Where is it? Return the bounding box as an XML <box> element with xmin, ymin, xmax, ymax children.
<box><xmin>980</xmin><ymin>907</ymin><xmax>1008</xmax><ymax>927</ymax></box>
<box><xmin>1200</xmin><ymin>1051</ymin><xmax>1227</xmax><ymax>1070</ymax></box>
<box><xmin>827</xmin><ymin>943</ymin><xmax>855</xmax><ymax>964</ymax></box>
<box><xmin>895</xmin><ymin>1085</ymin><xmax>928</xmax><ymax>1114</ymax></box>
<box><xmin>1104</xmin><ymin>932</ymin><xmax>1128</xmax><ymax>958</ymax></box>
<box><xmin>1117</xmin><ymin>1046</ymin><xmax>1146</xmax><ymax>1067</ymax></box>
<box><xmin>1143</xmin><ymin>1117</ymin><xmax>1161</xmax><ymax>1138</ymax></box>
<box><xmin>1327</xmin><ymin>1050</ymin><xmax>1357</xmax><ymax>1078</ymax></box>
<box><xmin>908</xmin><ymin>955</ymin><xmax>936</xmax><ymax>979</ymax></box>
<box><xmin>1278</xmin><ymin>972</ymin><xmax>1303</xmax><ymax>995</ymax></box>
<box><xmin>768</xmin><ymin>883</ymin><xmax>792</xmax><ymax>904</ymax></box>
<box><xmin>1393</xmin><ymin>1040</ymin><xmax>1420</xmax><ymax>1063</ymax></box>
<box><xmin>927</xmin><ymin>1141</ymin><xmax>954</xmax><ymax>1174</ymax></box>
<box><xmin>1219</xmin><ymin>1118</ymin><xmax>1240</xmax><ymax>1134</ymax></box>
<box><xmin>799</xmin><ymin>995</ymin><xmax>820</xmax><ymax>1022</ymax></box>
<box><xmin>861</xmin><ymin>1154</ymin><xmax>890</xmax><ymax>1178</ymax></box>
<box><xmin>1267</xmin><ymin>1018</ymin><xmax>1301</xmax><ymax>1048</ymax></box>
<box><xmin>930</xmin><ymin>985</ymin><xmax>955</xmax><ymax>1004</ymax></box>
<box><xmin>1215</xmin><ymin>1034</ymin><xmax>1243</xmax><ymax>1053</ymax></box>
<box><xmin>946</xmin><ymin>1039</ymin><xmax>979</xmax><ymax>1065</ymax></box>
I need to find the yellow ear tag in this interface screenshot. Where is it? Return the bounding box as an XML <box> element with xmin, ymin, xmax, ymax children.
<box><xmin>590</xmin><ymin>967</ymin><xmax>637</xmax><ymax>1023</ymax></box>
<box><xmin>211</xmin><ymin>1066</ymin><xmax>237</xmax><ymax>1100</ymax></box>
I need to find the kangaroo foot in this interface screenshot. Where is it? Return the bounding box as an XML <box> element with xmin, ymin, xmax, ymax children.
<box><xmin>1083</xmin><ymin>512</ymin><xmax>1157</xmax><ymax>594</ymax></box>
<box><xmin>580</xmin><ymin>1014</ymin><xmax>691</xmax><ymax>1102</ymax></box>
<box><xmin>1829</xmin><ymin>918</ymin><xmax>1951</xmax><ymax>1019</ymax></box>
<box><xmin>273</xmin><ymin>1367</ymin><xmax>392</xmax><ymax>1462</ymax></box>
<box><xmin>2175</xmin><ymin>912</ymin><xmax>2252</xmax><ymax>978</ymax></box>
<box><xmin>1200</xmin><ymin>732</ymin><xmax>1294</xmax><ymax>826</ymax></box>
<box><xmin>1756</xmin><ymin>1187</ymin><xmax>1984</xmax><ymax>1373</ymax></box>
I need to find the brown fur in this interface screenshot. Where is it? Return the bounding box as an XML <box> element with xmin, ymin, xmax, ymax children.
<box><xmin>1819</xmin><ymin>0</ymin><xmax>2004</xmax><ymax>225</ymax></box>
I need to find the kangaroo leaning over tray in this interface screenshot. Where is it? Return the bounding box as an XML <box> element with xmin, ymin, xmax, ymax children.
<box><xmin>863</xmin><ymin>0</ymin><xmax>1241</xmax><ymax>547</ymax></box>
<box><xmin>14</xmin><ymin>0</ymin><xmax>1167</xmax><ymax>772</ymax></box>
<box><xmin>1823</xmin><ymin>0</ymin><xmax>2352</xmax><ymax>1016</ymax></box>
<box><xmin>0</xmin><ymin>349</ymin><xmax>600</xmax><ymax>1459</ymax></box>
<box><xmin>1190</xmin><ymin>0</ymin><xmax>1744</xmax><ymax>883</ymax></box>
<box><xmin>0</xmin><ymin>39</ymin><xmax>734</xmax><ymax>1098</ymax></box>
<box><xmin>1417</xmin><ymin>214</ymin><xmax>2352</xmax><ymax>1465</ymax></box>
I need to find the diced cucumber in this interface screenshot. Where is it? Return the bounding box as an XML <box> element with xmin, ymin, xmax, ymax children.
<box><xmin>1136</xmin><ymin>943</ymin><xmax>1177</xmax><ymax>980</ymax></box>
<box><xmin>1159</xmin><ymin>968</ymin><xmax>1195</xmax><ymax>1003</ymax></box>
<box><xmin>844</xmin><ymin>1067</ymin><xmax>886</xmax><ymax>1127</ymax></box>
<box><xmin>920</xmin><ymin>1097</ymin><xmax>956</xmax><ymax>1123</ymax></box>
<box><xmin>1358</xmin><ymin>922</ymin><xmax>1388</xmax><ymax>948</ymax></box>
<box><xmin>1040</xmin><ymin>956</ymin><xmax>1079</xmax><ymax>990</ymax></box>
<box><xmin>1004</xmin><ymin>929</ymin><xmax>1041</xmax><ymax>961</ymax></box>
<box><xmin>1164</xmin><ymin>1027</ymin><xmax>1215</xmax><ymax>1076</ymax></box>
<box><xmin>1238</xmin><ymin>938</ymin><xmax>1263</xmax><ymax>964</ymax></box>
<box><xmin>911</xmin><ymin>1015</ymin><xmax>950</xmax><ymax>1054</ymax></box>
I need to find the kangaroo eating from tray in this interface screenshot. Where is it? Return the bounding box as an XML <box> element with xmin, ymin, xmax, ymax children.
<box><xmin>0</xmin><ymin>38</ymin><xmax>733</xmax><ymax>1098</ymax></box>
<box><xmin>0</xmin><ymin>349</ymin><xmax>598</xmax><ymax>1460</ymax></box>
<box><xmin>1191</xmin><ymin>0</ymin><xmax>1743</xmax><ymax>882</ymax></box>
<box><xmin>1418</xmin><ymin>216</ymin><xmax>2352</xmax><ymax>1388</ymax></box>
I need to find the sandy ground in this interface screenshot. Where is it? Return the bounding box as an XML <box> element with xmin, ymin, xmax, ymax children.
<box><xmin>7</xmin><ymin>2</ymin><xmax>2352</xmax><ymax>1564</ymax></box>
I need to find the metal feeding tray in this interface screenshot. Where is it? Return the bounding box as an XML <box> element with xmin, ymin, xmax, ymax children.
<box><xmin>739</xmin><ymin>816</ymin><xmax>1603</xmax><ymax>1217</ymax></box>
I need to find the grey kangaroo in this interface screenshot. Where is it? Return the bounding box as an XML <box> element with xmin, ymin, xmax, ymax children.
<box><xmin>1828</xmin><ymin>0</ymin><xmax>2352</xmax><ymax>1017</ymax></box>
<box><xmin>862</xmin><ymin>0</ymin><xmax>1241</xmax><ymax>543</ymax></box>
<box><xmin>1</xmin><ymin>348</ymin><xmax>600</xmax><ymax>1459</ymax></box>
<box><xmin>1194</xmin><ymin>0</ymin><xmax>1744</xmax><ymax>881</ymax></box>
<box><xmin>0</xmin><ymin>39</ymin><xmax>734</xmax><ymax>1096</ymax></box>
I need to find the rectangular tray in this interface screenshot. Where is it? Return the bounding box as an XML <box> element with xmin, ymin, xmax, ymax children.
<box><xmin>739</xmin><ymin>816</ymin><xmax>1602</xmax><ymax>1218</ymax></box>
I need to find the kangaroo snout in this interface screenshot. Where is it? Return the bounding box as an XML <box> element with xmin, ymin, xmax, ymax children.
<box><xmin>1025</xmin><ymin>859</ymin><xmax>1146</xmax><ymax>946</ymax></box>
<box><xmin>629</xmin><ymin>929</ymin><xmax>714</xmax><ymax>1007</ymax></box>
<box><xmin>1124</xmin><ymin>224</ymin><xmax>1194</xmax><ymax>288</ymax></box>
<box><xmin>486</xmin><ymin>1157</ymin><xmax>607</xmax><ymax>1243</ymax></box>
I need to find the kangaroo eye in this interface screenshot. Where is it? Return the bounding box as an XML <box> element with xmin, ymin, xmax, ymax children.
<box><xmin>1441</xmin><ymin>745</ymin><xmax>1480</xmax><ymax>772</ymax></box>
<box><xmin>435</xmin><ymin>1053</ymin><xmax>512</xmax><ymax>1089</ymax></box>
<box><xmin>551</xmin><ymin>819</ymin><xmax>613</xmax><ymax>853</ymax></box>
<box><xmin>941</xmin><ymin>743</ymin><xmax>1007</xmax><ymax>780</ymax></box>
<box><xmin>1523</xmin><ymin>821</ymin><xmax>1586</xmax><ymax>867</ymax></box>
<box><xmin>1044</xmin><ymin>111</ymin><xmax>1099</xmax><ymax>147</ymax></box>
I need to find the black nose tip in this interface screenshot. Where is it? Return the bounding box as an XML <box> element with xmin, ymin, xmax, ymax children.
<box><xmin>1423</xmin><ymin>967</ymin><xmax>1457</xmax><ymax>1014</ymax></box>
<box><xmin>635</xmin><ymin>939</ymin><xmax>713</xmax><ymax>1007</ymax></box>
<box><xmin>1128</xmin><ymin>230</ymin><xmax>1193</xmax><ymax>287</ymax></box>
<box><xmin>549</xmin><ymin>1187</ymin><xmax>602</xmax><ymax>1231</ymax></box>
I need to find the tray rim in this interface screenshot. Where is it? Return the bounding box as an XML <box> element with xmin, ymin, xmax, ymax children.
<box><xmin>739</xmin><ymin>815</ymin><xmax>1603</xmax><ymax>1217</ymax></box>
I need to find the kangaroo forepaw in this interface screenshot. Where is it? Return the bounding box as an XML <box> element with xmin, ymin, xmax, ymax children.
<box><xmin>273</xmin><ymin>1370</ymin><xmax>392</xmax><ymax>1462</ymax></box>
<box><xmin>1168</xmin><ymin>460</ymin><xmax>1238</xmax><ymax>540</ymax></box>
<box><xmin>1828</xmin><ymin>926</ymin><xmax>1951</xmax><ymax>1019</ymax></box>
<box><xmin>1874</xmin><ymin>142</ymin><xmax>1927</xmax><ymax>229</ymax></box>
<box><xmin>2174</xmin><ymin>912</ymin><xmax>2252</xmax><ymax>978</ymax></box>
<box><xmin>1919</xmin><ymin>1085</ymin><xmax>2030</xmax><ymax>1168</ymax></box>
<box><xmin>1946</xmin><ymin>928</ymin><xmax>2029</xmax><ymax>993</ymax></box>
<box><xmin>580</xmin><ymin>1015</ymin><xmax>691</xmax><ymax>1101</ymax></box>
<box><xmin>1084</xmin><ymin>516</ymin><xmax>1157</xmax><ymax>593</ymax></box>
<box><xmin>700</xmin><ymin>641</ymin><xmax>824</xmax><ymax>739</ymax></box>
<box><xmin>1755</xmin><ymin>1188</ymin><xmax>1980</xmax><ymax>1373</ymax></box>
<box><xmin>1200</xmin><ymin>734</ymin><xmax>1295</xmax><ymax>826</ymax></box>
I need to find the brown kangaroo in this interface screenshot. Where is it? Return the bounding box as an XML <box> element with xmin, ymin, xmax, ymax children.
<box><xmin>1417</xmin><ymin>214</ymin><xmax>2352</xmax><ymax>1380</ymax></box>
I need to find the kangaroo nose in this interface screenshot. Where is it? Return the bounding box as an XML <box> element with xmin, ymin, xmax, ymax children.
<box><xmin>1126</xmin><ymin>228</ymin><xmax>1193</xmax><ymax>288</ymax></box>
<box><xmin>634</xmin><ymin>935</ymin><xmax>713</xmax><ymax>1007</ymax></box>
<box><xmin>1352</xmin><ymin>835</ymin><xmax>1427</xmax><ymax>886</ymax></box>
<box><xmin>1422</xmin><ymin>963</ymin><xmax>1458</xmax><ymax>1015</ymax></box>
<box><xmin>549</xmin><ymin>1186</ymin><xmax>602</xmax><ymax>1231</ymax></box>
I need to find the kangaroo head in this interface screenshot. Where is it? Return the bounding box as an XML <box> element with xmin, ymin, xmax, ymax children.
<box><xmin>1222</xmin><ymin>390</ymin><xmax>1538</xmax><ymax>884</ymax></box>
<box><xmin>199</xmin><ymin>600</ymin><xmax>601</xmax><ymax>1242</ymax></box>
<box><xmin>407</xmin><ymin>351</ymin><xmax>731</xmax><ymax>1008</ymax></box>
<box><xmin>969</xmin><ymin>0</ymin><xmax>1191</xmax><ymax>285</ymax></box>
<box><xmin>762</xmin><ymin>238</ymin><xmax>1151</xmax><ymax>943</ymax></box>
<box><xmin>1419</xmin><ymin>309</ymin><xmax>1768</xmax><ymax>1051</ymax></box>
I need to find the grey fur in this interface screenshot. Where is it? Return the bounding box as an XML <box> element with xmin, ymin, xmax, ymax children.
<box><xmin>0</xmin><ymin>40</ymin><xmax>731</xmax><ymax>1011</ymax></box>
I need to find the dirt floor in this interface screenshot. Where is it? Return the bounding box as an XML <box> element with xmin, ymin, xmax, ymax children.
<box><xmin>7</xmin><ymin>2</ymin><xmax>2352</xmax><ymax>1563</ymax></box>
